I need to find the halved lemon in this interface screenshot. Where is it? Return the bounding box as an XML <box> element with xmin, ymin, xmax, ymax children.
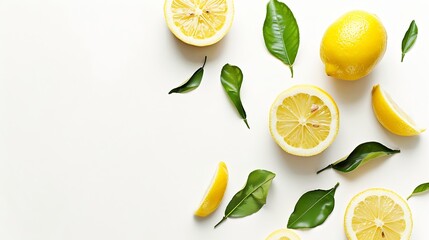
<box><xmin>164</xmin><ymin>0</ymin><xmax>234</xmax><ymax>47</ymax></box>
<box><xmin>269</xmin><ymin>85</ymin><xmax>339</xmax><ymax>156</ymax></box>
<box><xmin>372</xmin><ymin>84</ymin><xmax>425</xmax><ymax>136</ymax></box>
<box><xmin>265</xmin><ymin>229</ymin><xmax>301</xmax><ymax>240</ymax></box>
<box><xmin>344</xmin><ymin>188</ymin><xmax>413</xmax><ymax>240</ymax></box>
<box><xmin>194</xmin><ymin>162</ymin><xmax>228</xmax><ymax>217</ymax></box>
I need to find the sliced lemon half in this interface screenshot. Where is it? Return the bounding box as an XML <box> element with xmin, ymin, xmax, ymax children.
<box><xmin>164</xmin><ymin>0</ymin><xmax>234</xmax><ymax>47</ymax></box>
<box><xmin>265</xmin><ymin>229</ymin><xmax>301</xmax><ymax>240</ymax></box>
<box><xmin>344</xmin><ymin>188</ymin><xmax>413</xmax><ymax>240</ymax></box>
<box><xmin>194</xmin><ymin>162</ymin><xmax>228</xmax><ymax>217</ymax></box>
<box><xmin>372</xmin><ymin>84</ymin><xmax>425</xmax><ymax>136</ymax></box>
<box><xmin>269</xmin><ymin>84</ymin><xmax>339</xmax><ymax>157</ymax></box>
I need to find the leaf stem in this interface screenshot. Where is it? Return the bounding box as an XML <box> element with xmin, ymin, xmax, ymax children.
<box><xmin>289</xmin><ymin>65</ymin><xmax>294</xmax><ymax>78</ymax></box>
<box><xmin>214</xmin><ymin>217</ymin><xmax>227</xmax><ymax>228</ymax></box>
<box><xmin>316</xmin><ymin>164</ymin><xmax>333</xmax><ymax>174</ymax></box>
<box><xmin>202</xmin><ymin>56</ymin><xmax>207</xmax><ymax>68</ymax></box>
<box><xmin>244</xmin><ymin>119</ymin><xmax>250</xmax><ymax>129</ymax></box>
<box><xmin>401</xmin><ymin>53</ymin><xmax>405</xmax><ymax>62</ymax></box>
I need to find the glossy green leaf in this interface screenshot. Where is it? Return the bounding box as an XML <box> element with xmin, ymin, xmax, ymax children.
<box><xmin>317</xmin><ymin>142</ymin><xmax>400</xmax><ymax>174</ymax></box>
<box><xmin>407</xmin><ymin>182</ymin><xmax>429</xmax><ymax>200</ymax></box>
<box><xmin>169</xmin><ymin>56</ymin><xmax>207</xmax><ymax>94</ymax></box>
<box><xmin>214</xmin><ymin>170</ymin><xmax>275</xmax><ymax>228</ymax></box>
<box><xmin>287</xmin><ymin>183</ymin><xmax>339</xmax><ymax>229</ymax></box>
<box><xmin>263</xmin><ymin>0</ymin><xmax>299</xmax><ymax>77</ymax></box>
<box><xmin>401</xmin><ymin>20</ymin><xmax>418</xmax><ymax>62</ymax></box>
<box><xmin>220</xmin><ymin>64</ymin><xmax>250</xmax><ymax>129</ymax></box>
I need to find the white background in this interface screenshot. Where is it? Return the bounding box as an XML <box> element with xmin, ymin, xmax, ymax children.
<box><xmin>0</xmin><ymin>0</ymin><xmax>428</xmax><ymax>239</ymax></box>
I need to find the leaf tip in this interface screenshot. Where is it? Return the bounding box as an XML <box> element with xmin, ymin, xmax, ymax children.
<box><xmin>244</xmin><ymin>119</ymin><xmax>250</xmax><ymax>129</ymax></box>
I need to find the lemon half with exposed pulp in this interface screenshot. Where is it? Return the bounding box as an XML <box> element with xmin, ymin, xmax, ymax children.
<box><xmin>372</xmin><ymin>84</ymin><xmax>425</xmax><ymax>136</ymax></box>
<box><xmin>344</xmin><ymin>188</ymin><xmax>413</xmax><ymax>240</ymax></box>
<box><xmin>265</xmin><ymin>229</ymin><xmax>301</xmax><ymax>240</ymax></box>
<box><xmin>321</xmin><ymin>10</ymin><xmax>387</xmax><ymax>80</ymax></box>
<box><xmin>269</xmin><ymin>85</ymin><xmax>339</xmax><ymax>157</ymax></box>
<box><xmin>164</xmin><ymin>0</ymin><xmax>234</xmax><ymax>47</ymax></box>
<box><xmin>194</xmin><ymin>162</ymin><xmax>228</xmax><ymax>217</ymax></box>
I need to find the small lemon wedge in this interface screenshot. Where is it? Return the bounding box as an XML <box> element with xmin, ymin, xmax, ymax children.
<box><xmin>194</xmin><ymin>162</ymin><xmax>228</xmax><ymax>217</ymax></box>
<box><xmin>164</xmin><ymin>0</ymin><xmax>234</xmax><ymax>47</ymax></box>
<box><xmin>265</xmin><ymin>229</ymin><xmax>300</xmax><ymax>240</ymax></box>
<box><xmin>372</xmin><ymin>84</ymin><xmax>425</xmax><ymax>136</ymax></box>
<box><xmin>344</xmin><ymin>188</ymin><xmax>413</xmax><ymax>240</ymax></box>
<box><xmin>269</xmin><ymin>85</ymin><xmax>340</xmax><ymax>157</ymax></box>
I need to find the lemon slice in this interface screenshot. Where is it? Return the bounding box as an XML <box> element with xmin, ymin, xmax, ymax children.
<box><xmin>344</xmin><ymin>188</ymin><xmax>413</xmax><ymax>240</ymax></box>
<box><xmin>164</xmin><ymin>0</ymin><xmax>234</xmax><ymax>47</ymax></box>
<box><xmin>194</xmin><ymin>162</ymin><xmax>228</xmax><ymax>217</ymax></box>
<box><xmin>372</xmin><ymin>84</ymin><xmax>425</xmax><ymax>136</ymax></box>
<box><xmin>265</xmin><ymin>229</ymin><xmax>300</xmax><ymax>240</ymax></box>
<box><xmin>269</xmin><ymin>84</ymin><xmax>339</xmax><ymax>156</ymax></box>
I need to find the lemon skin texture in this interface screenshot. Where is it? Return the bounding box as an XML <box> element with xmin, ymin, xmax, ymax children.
<box><xmin>321</xmin><ymin>10</ymin><xmax>387</xmax><ymax>81</ymax></box>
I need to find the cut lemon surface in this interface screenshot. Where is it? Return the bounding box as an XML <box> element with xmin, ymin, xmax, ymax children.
<box><xmin>164</xmin><ymin>0</ymin><xmax>234</xmax><ymax>47</ymax></box>
<box><xmin>344</xmin><ymin>188</ymin><xmax>413</xmax><ymax>240</ymax></box>
<box><xmin>265</xmin><ymin>229</ymin><xmax>300</xmax><ymax>240</ymax></box>
<box><xmin>372</xmin><ymin>84</ymin><xmax>425</xmax><ymax>136</ymax></box>
<box><xmin>194</xmin><ymin>162</ymin><xmax>228</xmax><ymax>217</ymax></box>
<box><xmin>269</xmin><ymin>85</ymin><xmax>339</xmax><ymax>157</ymax></box>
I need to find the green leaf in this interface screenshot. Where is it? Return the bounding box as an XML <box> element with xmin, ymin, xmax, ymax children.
<box><xmin>401</xmin><ymin>20</ymin><xmax>418</xmax><ymax>62</ymax></box>
<box><xmin>317</xmin><ymin>142</ymin><xmax>400</xmax><ymax>174</ymax></box>
<box><xmin>407</xmin><ymin>182</ymin><xmax>429</xmax><ymax>200</ymax></box>
<box><xmin>214</xmin><ymin>170</ymin><xmax>275</xmax><ymax>228</ymax></box>
<box><xmin>169</xmin><ymin>56</ymin><xmax>207</xmax><ymax>94</ymax></box>
<box><xmin>263</xmin><ymin>0</ymin><xmax>299</xmax><ymax>77</ymax></box>
<box><xmin>287</xmin><ymin>183</ymin><xmax>339</xmax><ymax>229</ymax></box>
<box><xmin>220</xmin><ymin>64</ymin><xmax>250</xmax><ymax>129</ymax></box>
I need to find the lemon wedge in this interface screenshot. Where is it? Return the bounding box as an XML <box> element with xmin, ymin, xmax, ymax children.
<box><xmin>164</xmin><ymin>0</ymin><xmax>234</xmax><ymax>47</ymax></box>
<box><xmin>194</xmin><ymin>162</ymin><xmax>228</xmax><ymax>217</ymax></box>
<box><xmin>269</xmin><ymin>85</ymin><xmax>339</xmax><ymax>157</ymax></box>
<box><xmin>265</xmin><ymin>229</ymin><xmax>300</xmax><ymax>240</ymax></box>
<box><xmin>372</xmin><ymin>84</ymin><xmax>425</xmax><ymax>136</ymax></box>
<box><xmin>344</xmin><ymin>188</ymin><xmax>413</xmax><ymax>240</ymax></box>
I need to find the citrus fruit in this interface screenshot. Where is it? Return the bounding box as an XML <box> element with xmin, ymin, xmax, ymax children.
<box><xmin>344</xmin><ymin>188</ymin><xmax>413</xmax><ymax>240</ymax></box>
<box><xmin>194</xmin><ymin>162</ymin><xmax>228</xmax><ymax>217</ymax></box>
<box><xmin>164</xmin><ymin>0</ymin><xmax>234</xmax><ymax>47</ymax></box>
<box><xmin>269</xmin><ymin>84</ymin><xmax>339</xmax><ymax>157</ymax></box>
<box><xmin>265</xmin><ymin>228</ymin><xmax>300</xmax><ymax>240</ymax></box>
<box><xmin>372</xmin><ymin>84</ymin><xmax>425</xmax><ymax>136</ymax></box>
<box><xmin>320</xmin><ymin>10</ymin><xmax>387</xmax><ymax>80</ymax></box>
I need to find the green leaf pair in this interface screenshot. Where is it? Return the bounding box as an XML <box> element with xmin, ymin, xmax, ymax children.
<box><xmin>169</xmin><ymin>58</ymin><xmax>249</xmax><ymax>129</ymax></box>
<box><xmin>263</xmin><ymin>0</ymin><xmax>299</xmax><ymax>78</ymax></box>
<box><xmin>317</xmin><ymin>142</ymin><xmax>400</xmax><ymax>174</ymax></box>
<box><xmin>215</xmin><ymin>170</ymin><xmax>276</xmax><ymax>228</ymax></box>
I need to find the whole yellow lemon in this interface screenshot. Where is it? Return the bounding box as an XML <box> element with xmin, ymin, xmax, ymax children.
<box><xmin>320</xmin><ymin>10</ymin><xmax>387</xmax><ymax>81</ymax></box>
